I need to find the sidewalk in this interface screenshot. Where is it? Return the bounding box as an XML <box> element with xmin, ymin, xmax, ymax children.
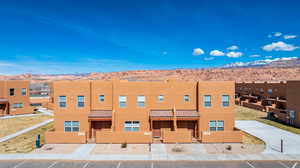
<box><xmin>0</xmin><ymin>113</ymin><xmax>43</xmax><ymax>120</ymax></box>
<box><xmin>0</xmin><ymin>119</ymin><xmax>54</xmax><ymax>143</ymax></box>
<box><xmin>236</xmin><ymin>120</ymin><xmax>300</xmax><ymax>154</ymax></box>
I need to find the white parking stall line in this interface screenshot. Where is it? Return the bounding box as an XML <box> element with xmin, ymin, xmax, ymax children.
<box><xmin>246</xmin><ymin>161</ymin><xmax>256</xmax><ymax>168</ymax></box>
<box><xmin>82</xmin><ymin>161</ymin><xmax>90</xmax><ymax>168</ymax></box>
<box><xmin>47</xmin><ymin>161</ymin><xmax>58</xmax><ymax>168</ymax></box>
<box><xmin>13</xmin><ymin>161</ymin><xmax>25</xmax><ymax>168</ymax></box>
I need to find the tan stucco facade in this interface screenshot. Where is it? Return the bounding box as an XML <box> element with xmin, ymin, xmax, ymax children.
<box><xmin>0</xmin><ymin>80</ymin><xmax>32</xmax><ymax>116</ymax></box>
<box><xmin>46</xmin><ymin>80</ymin><xmax>242</xmax><ymax>144</ymax></box>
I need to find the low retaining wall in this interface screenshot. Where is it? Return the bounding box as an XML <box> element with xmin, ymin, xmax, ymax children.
<box><xmin>268</xmin><ymin>107</ymin><xmax>288</xmax><ymax>123</ymax></box>
<box><xmin>96</xmin><ymin>131</ymin><xmax>152</xmax><ymax>144</ymax></box>
<box><xmin>242</xmin><ymin>102</ymin><xmax>265</xmax><ymax>111</ymax></box>
<box><xmin>162</xmin><ymin>129</ymin><xmax>192</xmax><ymax>143</ymax></box>
<box><xmin>45</xmin><ymin>131</ymin><xmax>86</xmax><ymax>144</ymax></box>
<box><xmin>201</xmin><ymin>130</ymin><xmax>242</xmax><ymax>143</ymax></box>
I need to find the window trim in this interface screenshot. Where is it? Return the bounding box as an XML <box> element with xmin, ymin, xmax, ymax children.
<box><xmin>59</xmin><ymin>96</ymin><xmax>67</xmax><ymax>108</ymax></box>
<box><xmin>184</xmin><ymin>95</ymin><xmax>190</xmax><ymax>102</ymax></box>
<box><xmin>137</xmin><ymin>95</ymin><xmax>145</xmax><ymax>108</ymax></box>
<box><xmin>204</xmin><ymin>95</ymin><xmax>212</xmax><ymax>107</ymax></box>
<box><xmin>64</xmin><ymin>121</ymin><xmax>80</xmax><ymax>132</ymax></box>
<box><xmin>99</xmin><ymin>95</ymin><xmax>105</xmax><ymax>102</ymax></box>
<box><xmin>222</xmin><ymin>95</ymin><xmax>230</xmax><ymax>107</ymax></box>
<box><xmin>124</xmin><ymin>121</ymin><xmax>140</xmax><ymax>132</ymax></box>
<box><xmin>77</xmin><ymin>95</ymin><xmax>85</xmax><ymax>108</ymax></box>
<box><xmin>9</xmin><ymin>88</ymin><xmax>15</xmax><ymax>96</ymax></box>
<box><xmin>209</xmin><ymin>120</ymin><xmax>224</xmax><ymax>131</ymax></box>
<box><xmin>119</xmin><ymin>95</ymin><xmax>127</xmax><ymax>108</ymax></box>
<box><xmin>158</xmin><ymin>95</ymin><xmax>165</xmax><ymax>102</ymax></box>
<box><xmin>21</xmin><ymin>88</ymin><xmax>27</xmax><ymax>96</ymax></box>
<box><xmin>12</xmin><ymin>103</ymin><xmax>24</xmax><ymax>108</ymax></box>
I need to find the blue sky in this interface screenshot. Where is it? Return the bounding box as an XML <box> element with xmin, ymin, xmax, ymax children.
<box><xmin>0</xmin><ymin>0</ymin><xmax>299</xmax><ymax>75</ymax></box>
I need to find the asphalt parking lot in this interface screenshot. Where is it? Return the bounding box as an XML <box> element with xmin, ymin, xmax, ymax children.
<box><xmin>0</xmin><ymin>160</ymin><xmax>299</xmax><ymax>168</ymax></box>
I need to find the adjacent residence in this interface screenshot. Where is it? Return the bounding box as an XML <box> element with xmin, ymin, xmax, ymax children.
<box><xmin>236</xmin><ymin>80</ymin><xmax>300</xmax><ymax>127</ymax></box>
<box><xmin>0</xmin><ymin>80</ymin><xmax>32</xmax><ymax>116</ymax></box>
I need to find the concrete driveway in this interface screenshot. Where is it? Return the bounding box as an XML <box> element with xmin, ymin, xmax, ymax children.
<box><xmin>236</xmin><ymin>120</ymin><xmax>300</xmax><ymax>154</ymax></box>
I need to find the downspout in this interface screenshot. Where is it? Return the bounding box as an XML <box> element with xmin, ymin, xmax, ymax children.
<box><xmin>112</xmin><ymin>80</ymin><xmax>115</xmax><ymax>132</ymax></box>
<box><xmin>173</xmin><ymin>106</ymin><xmax>177</xmax><ymax>131</ymax></box>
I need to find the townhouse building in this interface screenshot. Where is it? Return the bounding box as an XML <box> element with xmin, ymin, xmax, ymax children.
<box><xmin>0</xmin><ymin>80</ymin><xmax>32</xmax><ymax>116</ymax></box>
<box><xmin>236</xmin><ymin>81</ymin><xmax>300</xmax><ymax>127</ymax></box>
<box><xmin>45</xmin><ymin>79</ymin><xmax>242</xmax><ymax>144</ymax></box>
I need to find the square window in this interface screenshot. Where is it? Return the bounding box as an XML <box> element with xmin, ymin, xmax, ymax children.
<box><xmin>158</xmin><ymin>95</ymin><xmax>165</xmax><ymax>102</ymax></box>
<box><xmin>184</xmin><ymin>95</ymin><xmax>190</xmax><ymax>102</ymax></box>
<box><xmin>99</xmin><ymin>95</ymin><xmax>105</xmax><ymax>102</ymax></box>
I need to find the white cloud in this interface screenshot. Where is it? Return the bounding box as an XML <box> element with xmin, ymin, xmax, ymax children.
<box><xmin>227</xmin><ymin>45</ymin><xmax>239</xmax><ymax>50</ymax></box>
<box><xmin>209</xmin><ymin>50</ymin><xmax>225</xmax><ymax>56</ymax></box>
<box><xmin>283</xmin><ymin>35</ymin><xmax>297</xmax><ymax>39</ymax></box>
<box><xmin>265</xmin><ymin>56</ymin><xmax>272</xmax><ymax>58</ymax></box>
<box><xmin>192</xmin><ymin>48</ymin><xmax>204</xmax><ymax>56</ymax></box>
<box><xmin>274</xmin><ymin>32</ymin><xmax>282</xmax><ymax>37</ymax></box>
<box><xmin>226</xmin><ymin>51</ymin><xmax>243</xmax><ymax>58</ymax></box>
<box><xmin>204</xmin><ymin>57</ymin><xmax>214</xmax><ymax>61</ymax></box>
<box><xmin>262</xmin><ymin>41</ymin><xmax>299</xmax><ymax>51</ymax></box>
<box><xmin>250</xmin><ymin>54</ymin><xmax>261</xmax><ymax>58</ymax></box>
<box><xmin>224</xmin><ymin>57</ymin><xmax>298</xmax><ymax>67</ymax></box>
<box><xmin>0</xmin><ymin>62</ymin><xmax>15</xmax><ymax>67</ymax></box>
<box><xmin>267</xmin><ymin>34</ymin><xmax>272</xmax><ymax>38</ymax></box>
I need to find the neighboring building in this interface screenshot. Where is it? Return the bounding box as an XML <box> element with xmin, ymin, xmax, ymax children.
<box><xmin>0</xmin><ymin>80</ymin><xmax>32</xmax><ymax>116</ymax></box>
<box><xmin>30</xmin><ymin>82</ymin><xmax>49</xmax><ymax>97</ymax></box>
<box><xmin>46</xmin><ymin>79</ymin><xmax>242</xmax><ymax>144</ymax></box>
<box><xmin>236</xmin><ymin>81</ymin><xmax>300</xmax><ymax>127</ymax></box>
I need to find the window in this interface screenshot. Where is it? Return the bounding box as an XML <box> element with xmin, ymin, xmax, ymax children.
<box><xmin>137</xmin><ymin>95</ymin><xmax>145</xmax><ymax>107</ymax></box>
<box><xmin>209</xmin><ymin>120</ymin><xmax>224</xmax><ymax>131</ymax></box>
<box><xmin>209</xmin><ymin>121</ymin><xmax>216</xmax><ymax>131</ymax></box>
<box><xmin>13</xmin><ymin>103</ymin><xmax>24</xmax><ymax>108</ymax></box>
<box><xmin>204</xmin><ymin>95</ymin><xmax>211</xmax><ymax>107</ymax></box>
<box><xmin>124</xmin><ymin>121</ymin><xmax>140</xmax><ymax>131</ymax></box>
<box><xmin>119</xmin><ymin>96</ymin><xmax>127</xmax><ymax>108</ymax></box>
<box><xmin>77</xmin><ymin>96</ymin><xmax>85</xmax><ymax>107</ymax></box>
<box><xmin>222</xmin><ymin>95</ymin><xmax>230</xmax><ymax>107</ymax></box>
<box><xmin>184</xmin><ymin>95</ymin><xmax>190</xmax><ymax>102</ymax></box>
<box><xmin>99</xmin><ymin>95</ymin><xmax>105</xmax><ymax>102</ymax></box>
<box><xmin>64</xmin><ymin>121</ymin><xmax>80</xmax><ymax>132</ymax></box>
<box><xmin>21</xmin><ymin>88</ymin><xmax>27</xmax><ymax>96</ymax></box>
<box><xmin>59</xmin><ymin>96</ymin><xmax>67</xmax><ymax>108</ymax></box>
<box><xmin>259</xmin><ymin>88</ymin><xmax>264</xmax><ymax>94</ymax></box>
<box><xmin>9</xmin><ymin>88</ymin><xmax>14</xmax><ymax>96</ymax></box>
<box><xmin>216</xmin><ymin>120</ymin><xmax>224</xmax><ymax>131</ymax></box>
<box><xmin>268</xmin><ymin>89</ymin><xmax>272</xmax><ymax>94</ymax></box>
<box><xmin>158</xmin><ymin>95</ymin><xmax>165</xmax><ymax>102</ymax></box>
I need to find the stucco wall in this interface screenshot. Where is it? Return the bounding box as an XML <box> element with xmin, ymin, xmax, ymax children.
<box><xmin>201</xmin><ymin>130</ymin><xmax>242</xmax><ymax>143</ymax></box>
<box><xmin>95</xmin><ymin>131</ymin><xmax>152</xmax><ymax>143</ymax></box>
<box><xmin>45</xmin><ymin>131</ymin><xmax>86</xmax><ymax>144</ymax></box>
<box><xmin>162</xmin><ymin>129</ymin><xmax>192</xmax><ymax>143</ymax></box>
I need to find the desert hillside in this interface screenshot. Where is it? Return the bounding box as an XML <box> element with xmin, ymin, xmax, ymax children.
<box><xmin>0</xmin><ymin>67</ymin><xmax>300</xmax><ymax>83</ymax></box>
